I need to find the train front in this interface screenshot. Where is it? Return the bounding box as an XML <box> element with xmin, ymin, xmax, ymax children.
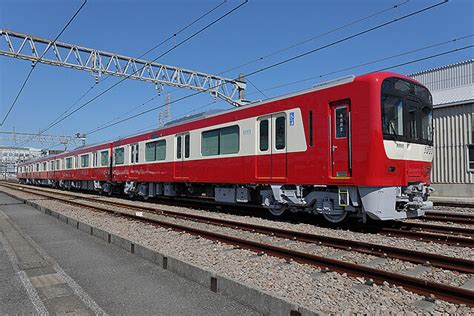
<box><xmin>360</xmin><ymin>74</ymin><xmax>434</xmax><ymax>221</ymax></box>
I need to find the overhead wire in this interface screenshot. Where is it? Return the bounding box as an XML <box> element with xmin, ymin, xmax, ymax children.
<box><xmin>218</xmin><ymin>0</ymin><xmax>411</xmax><ymax>75</ymax></box>
<box><xmin>87</xmin><ymin>0</ymin><xmax>412</xmax><ymax>132</ymax></box>
<box><xmin>87</xmin><ymin>44</ymin><xmax>473</xmax><ymax>136</ymax></box>
<box><xmin>0</xmin><ymin>0</ymin><xmax>88</xmax><ymax>126</ymax></box>
<box><xmin>38</xmin><ymin>0</ymin><xmax>248</xmax><ymax>136</ymax></box>
<box><xmin>84</xmin><ymin>0</ymin><xmax>449</xmax><ymax>135</ymax></box>
<box><xmin>244</xmin><ymin>34</ymin><xmax>474</xmax><ymax>95</ymax></box>
<box><xmin>25</xmin><ymin>0</ymin><xmax>228</xmax><ymax>143</ymax></box>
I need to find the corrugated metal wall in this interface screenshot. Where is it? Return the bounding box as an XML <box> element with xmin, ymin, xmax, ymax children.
<box><xmin>432</xmin><ymin>102</ymin><xmax>474</xmax><ymax>184</ymax></box>
<box><xmin>410</xmin><ymin>60</ymin><xmax>474</xmax><ymax>91</ymax></box>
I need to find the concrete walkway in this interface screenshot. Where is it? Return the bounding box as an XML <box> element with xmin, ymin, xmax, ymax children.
<box><xmin>0</xmin><ymin>192</ymin><xmax>258</xmax><ymax>315</ymax></box>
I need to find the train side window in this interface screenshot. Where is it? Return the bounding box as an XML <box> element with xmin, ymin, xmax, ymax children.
<box><xmin>202</xmin><ymin>126</ymin><xmax>239</xmax><ymax>156</ymax></box>
<box><xmin>81</xmin><ymin>154</ymin><xmax>89</xmax><ymax>168</ymax></box>
<box><xmin>66</xmin><ymin>158</ymin><xmax>72</xmax><ymax>169</ymax></box>
<box><xmin>176</xmin><ymin>136</ymin><xmax>182</xmax><ymax>159</ymax></box>
<box><xmin>130</xmin><ymin>143</ymin><xmax>139</xmax><ymax>164</ymax></box>
<box><xmin>259</xmin><ymin>120</ymin><xmax>269</xmax><ymax>151</ymax></box>
<box><xmin>156</xmin><ymin>140</ymin><xmax>166</xmax><ymax>161</ymax></box>
<box><xmin>185</xmin><ymin>134</ymin><xmax>190</xmax><ymax>158</ymax></box>
<box><xmin>43</xmin><ymin>162</ymin><xmax>47</xmax><ymax>171</ymax></box>
<box><xmin>100</xmin><ymin>151</ymin><xmax>109</xmax><ymax>166</ymax></box>
<box><xmin>309</xmin><ymin>111</ymin><xmax>313</xmax><ymax>146</ymax></box>
<box><xmin>202</xmin><ymin>129</ymin><xmax>219</xmax><ymax>156</ymax></box>
<box><xmin>92</xmin><ymin>152</ymin><xmax>98</xmax><ymax>167</ymax></box>
<box><xmin>56</xmin><ymin>159</ymin><xmax>60</xmax><ymax>170</ymax></box>
<box><xmin>50</xmin><ymin>161</ymin><xmax>54</xmax><ymax>171</ymax></box>
<box><xmin>114</xmin><ymin>148</ymin><xmax>125</xmax><ymax>165</ymax></box>
<box><xmin>335</xmin><ymin>107</ymin><xmax>347</xmax><ymax>138</ymax></box>
<box><xmin>220</xmin><ymin>126</ymin><xmax>239</xmax><ymax>154</ymax></box>
<box><xmin>275</xmin><ymin>116</ymin><xmax>286</xmax><ymax>150</ymax></box>
<box><xmin>146</xmin><ymin>140</ymin><xmax>166</xmax><ymax>161</ymax></box>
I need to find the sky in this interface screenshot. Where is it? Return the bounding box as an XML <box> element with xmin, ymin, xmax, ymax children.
<box><xmin>0</xmin><ymin>0</ymin><xmax>473</xmax><ymax>150</ymax></box>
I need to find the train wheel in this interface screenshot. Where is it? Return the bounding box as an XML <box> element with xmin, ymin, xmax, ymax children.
<box><xmin>262</xmin><ymin>192</ymin><xmax>286</xmax><ymax>216</ymax></box>
<box><xmin>322</xmin><ymin>211</ymin><xmax>348</xmax><ymax>224</ymax></box>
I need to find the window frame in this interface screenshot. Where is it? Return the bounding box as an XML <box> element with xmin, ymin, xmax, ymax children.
<box><xmin>259</xmin><ymin>119</ymin><xmax>269</xmax><ymax>152</ymax></box>
<box><xmin>334</xmin><ymin>106</ymin><xmax>348</xmax><ymax>139</ymax></box>
<box><xmin>468</xmin><ymin>144</ymin><xmax>474</xmax><ymax>172</ymax></box>
<box><xmin>145</xmin><ymin>139</ymin><xmax>167</xmax><ymax>162</ymax></box>
<box><xmin>114</xmin><ymin>147</ymin><xmax>125</xmax><ymax>165</ymax></box>
<box><xmin>201</xmin><ymin>125</ymin><xmax>240</xmax><ymax>157</ymax></box>
<box><xmin>80</xmin><ymin>154</ymin><xmax>90</xmax><ymax>168</ymax></box>
<box><xmin>274</xmin><ymin>116</ymin><xmax>286</xmax><ymax>151</ymax></box>
<box><xmin>130</xmin><ymin>143</ymin><xmax>139</xmax><ymax>164</ymax></box>
<box><xmin>66</xmin><ymin>157</ymin><xmax>73</xmax><ymax>169</ymax></box>
<box><xmin>100</xmin><ymin>150</ymin><xmax>109</xmax><ymax>167</ymax></box>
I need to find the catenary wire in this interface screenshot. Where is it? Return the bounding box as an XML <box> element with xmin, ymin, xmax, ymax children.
<box><xmin>88</xmin><ymin>38</ymin><xmax>473</xmax><ymax>142</ymax></box>
<box><xmin>0</xmin><ymin>0</ymin><xmax>88</xmax><ymax>126</ymax></box>
<box><xmin>218</xmin><ymin>0</ymin><xmax>411</xmax><ymax>75</ymax></box>
<box><xmin>22</xmin><ymin>0</ymin><xmax>228</xmax><ymax>144</ymax></box>
<box><xmin>84</xmin><ymin>1</ymin><xmax>449</xmax><ymax>135</ymax></box>
<box><xmin>84</xmin><ymin>0</ymin><xmax>412</xmax><ymax>132</ymax></box>
<box><xmin>37</xmin><ymin>0</ymin><xmax>248</xmax><ymax>137</ymax></box>
<box><xmin>87</xmin><ymin>45</ymin><xmax>472</xmax><ymax>136</ymax></box>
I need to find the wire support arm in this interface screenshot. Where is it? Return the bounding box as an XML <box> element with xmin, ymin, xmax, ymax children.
<box><xmin>0</xmin><ymin>29</ymin><xmax>247</xmax><ymax>106</ymax></box>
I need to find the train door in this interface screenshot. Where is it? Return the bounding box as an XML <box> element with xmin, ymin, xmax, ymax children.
<box><xmin>174</xmin><ymin>133</ymin><xmax>190</xmax><ymax>179</ymax></box>
<box><xmin>256</xmin><ymin>117</ymin><xmax>271</xmax><ymax>179</ymax></box>
<box><xmin>256</xmin><ymin>114</ymin><xmax>287</xmax><ymax>179</ymax></box>
<box><xmin>330</xmin><ymin>102</ymin><xmax>351</xmax><ymax>178</ymax></box>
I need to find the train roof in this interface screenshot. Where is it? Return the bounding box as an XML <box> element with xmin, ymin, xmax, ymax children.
<box><xmin>21</xmin><ymin>71</ymin><xmax>420</xmax><ymax>166</ymax></box>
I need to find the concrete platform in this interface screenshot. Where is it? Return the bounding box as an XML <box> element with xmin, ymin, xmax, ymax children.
<box><xmin>0</xmin><ymin>192</ymin><xmax>258</xmax><ymax>315</ymax></box>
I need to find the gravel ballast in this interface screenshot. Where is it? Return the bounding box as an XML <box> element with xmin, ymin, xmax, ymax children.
<box><xmin>1</xmin><ymin>186</ymin><xmax>472</xmax><ymax>314</ymax></box>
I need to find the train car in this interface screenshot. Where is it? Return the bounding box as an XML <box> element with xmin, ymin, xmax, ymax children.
<box><xmin>17</xmin><ymin>72</ymin><xmax>434</xmax><ymax>223</ymax></box>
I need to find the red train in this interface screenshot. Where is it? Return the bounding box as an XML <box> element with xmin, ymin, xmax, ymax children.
<box><xmin>17</xmin><ymin>72</ymin><xmax>434</xmax><ymax>223</ymax></box>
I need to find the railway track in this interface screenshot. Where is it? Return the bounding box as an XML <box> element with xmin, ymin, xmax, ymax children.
<box><xmin>1</xmin><ymin>182</ymin><xmax>473</xmax><ymax>306</ymax></box>
<box><xmin>424</xmin><ymin>211</ymin><xmax>473</xmax><ymax>225</ymax></box>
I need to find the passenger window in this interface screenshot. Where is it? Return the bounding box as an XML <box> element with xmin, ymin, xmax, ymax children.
<box><xmin>220</xmin><ymin>126</ymin><xmax>239</xmax><ymax>154</ymax></box>
<box><xmin>275</xmin><ymin>117</ymin><xmax>286</xmax><ymax>150</ymax></box>
<box><xmin>50</xmin><ymin>161</ymin><xmax>54</xmax><ymax>170</ymax></box>
<box><xmin>335</xmin><ymin>107</ymin><xmax>347</xmax><ymax>138</ymax></box>
<box><xmin>202</xmin><ymin>125</ymin><xmax>239</xmax><ymax>156</ymax></box>
<box><xmin>66</xmin><ymin>158</ymin><xmax>72</xmax><ymax>169</ymax></box>
<box><xmin>56</xmin><ymin>160</ymin><xmax>60</xmax><ymax>170</ymax></box>
<box><xmin>145</xmin><ymin>140</ymin><xmax>166</xmax><ymax>161</ymax></box>
<box><xmin>92</xmin><ymin>152</ymin><xmax>97</xmax><ymax>167</ymax></box>
<box><xmin>114</xmin><ymin>148</ymin><xmax>125</xmax><ymax>165</ymax></box>
<box><xmin>130</xmin><ymin>143</ymin><xmax>139</xmax><ymax>163</ymax></box>
<box><xmin>100</xmin><ymin>151</ymin><xmax>109</xmax><ymax>167</ymax></box>
<box><xmin>176</xmin><ymin>136</ymin><xmax>182</xmax><ymax>159</ymax></box>
<box><xmin>184</xmin><ymin>134</ymin><xmax>190</xmax><ymax>158</ymax></box>
<box><xmin>259</xmin><ymin>120</ymin><xmax>269</xmax><ymax>151</ymax></box>
<box><xmin>80</xmin><ymin>154</ymin><xmax>89</xmax><ymax>168</ymax></box>
<box><xmin>202</xmin><ymin>129</ymin><xmax>219</xmax><ymax>156</ymax></box>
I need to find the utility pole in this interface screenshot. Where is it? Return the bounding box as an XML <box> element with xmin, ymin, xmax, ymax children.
<box><xmin>158</xmin><ymin>93</ymin><xmax>172</xmax><ymax>127</ymax></box>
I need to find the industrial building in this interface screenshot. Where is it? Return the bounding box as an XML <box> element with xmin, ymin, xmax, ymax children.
<box><xmin>0</xmin><ymin>146</ymin><xmax>43</xmax><ymax>179</ymax></box>
<box><xmin>409</xmin><ymin>59</ymin><xmax>474</xmax><ymax>198</ymax></box>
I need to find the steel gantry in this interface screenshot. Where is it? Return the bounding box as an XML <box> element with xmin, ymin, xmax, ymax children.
<box><xmin>0</xmin><ymin>131</ymin><xmax>86</xmax><ymax>149</ymax></box>
<box><xmin>0</xmin><ymin>29</ymin><xmax>247</xmax><ymax>106</ymax></box>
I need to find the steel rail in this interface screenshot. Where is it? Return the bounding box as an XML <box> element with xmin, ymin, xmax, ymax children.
<box><xmin>2</xmin><ymin>183</ymin><xmax>473</xmax><ymax>273</ymax></box>
<box><xmin>1</xmin><ymin>184</ymin><xmax>473</xmax><ymax>306</ymax></box>
<box><xmin>424</xmin><ymin>211</ymin><xmax>473</xmax><ymax>225</ymax></box>
<box><xmin>386</xmin><ymin>221</ymin><xmax>474</xmax><ymax>237</ymax></box>
<box><xmin>433</xmin><ymin>202</ymin><xmax>474</xmax><ymax>209</ymax></box>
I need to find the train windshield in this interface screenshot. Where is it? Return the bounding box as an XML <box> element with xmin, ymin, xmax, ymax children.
<box><xmin>381</xmin><ymin>77</ymin><xmax>433</xmax><ymax>145</ymax></box>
